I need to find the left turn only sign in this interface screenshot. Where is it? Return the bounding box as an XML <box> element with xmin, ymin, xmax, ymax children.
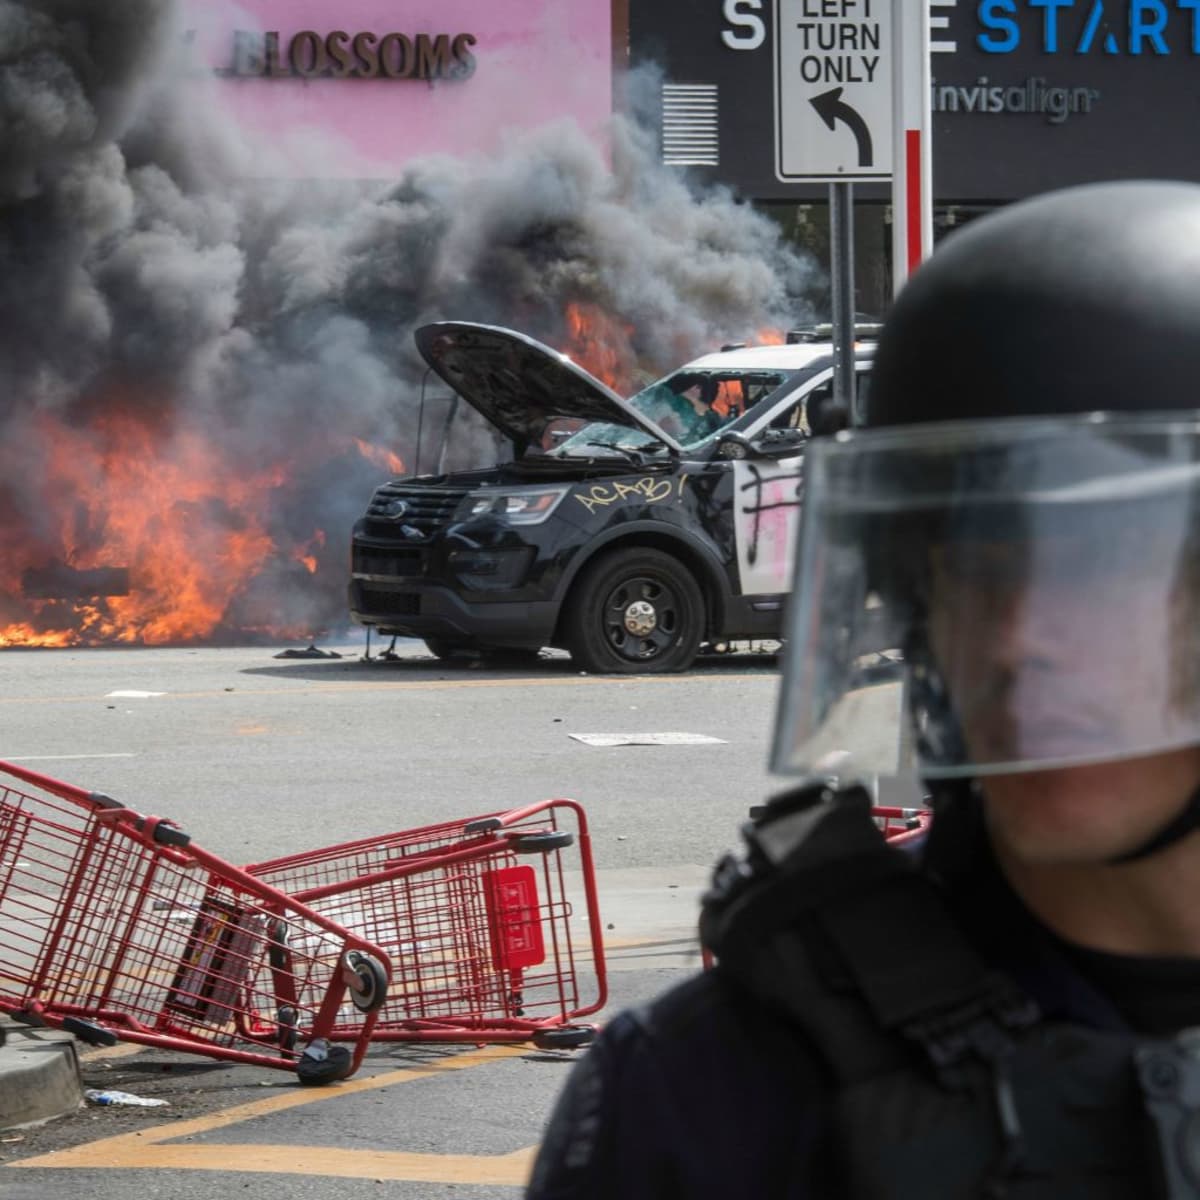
<box><xmin>774</xmin><ymin>0</ymin><xmax>893</xmax><ymax>182</ymax></box>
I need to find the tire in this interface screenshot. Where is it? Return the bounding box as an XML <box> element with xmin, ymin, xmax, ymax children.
<box><xmin>277</xmin><ymin>1006</ymin><xmax>299</xmax><ymax>1056</ymax></box>
<box><xmin>423</xmin><ymin>637</ymin><xmax>475</xmax><ymax>661</ymax></box>
<box><xmin>297</xmin><ymin>1041</ymin><xmax>354</xmax><ymax>1085</ymax></box>
<box><xmin>531</xmin><ymin>1025</ymin><xmax>596</xmax><ymax>1050</ymax></box>
<box><xmin>61</xmin><ymin>1016</ymin><xmax>118</xmax><ymax>1047</ymax></box>
<box><xmin>424</xmin><ymin>638</ymin><xmax>541</xmax><ymax>665</ymax></box>
<box><xmin>347</xmin><ymin>952</ymin><xmax>389</xmax><ymax>1014</ymax></box>
<box><xmin>268</xmin><ymin>920</ymin><xmax>290</xmax><ymax>971</ymax></box>
<box><xmin>563</xmin><ymin>548</ymin><xmax>704</xmax><ymax>674</ymax></box>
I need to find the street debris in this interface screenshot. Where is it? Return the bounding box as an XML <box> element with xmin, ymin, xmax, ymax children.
<box><xmin>84</xmin><ymin>1090</ymin><xmax>169</xmax><ymax>1108</ymax></box>
<box><xmin>274</xmin><ymin>643</ymin><xmax>341</xmax><ymax>659</ymax></box>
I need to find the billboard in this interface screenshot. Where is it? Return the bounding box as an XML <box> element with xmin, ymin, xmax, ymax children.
<box><xmin>183</xmin><ymin>0</ymin><xmax>615</xmax><ymax>177</ymax></box>
<box><xmin>633</xmin><ymin>1</ymin><xmax>1200</xmax><ymax>202</ymax></box>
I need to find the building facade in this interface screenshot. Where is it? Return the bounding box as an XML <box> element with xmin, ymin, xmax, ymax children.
<box><xmin>630</xmin><ymin>0</ymin><xmax>1200</xmax><ymax>309</ymax></box>
<box><xmin>184</xmin><ymin>0</ymin><xmax>618</xmax><ymax>177</ymax></box>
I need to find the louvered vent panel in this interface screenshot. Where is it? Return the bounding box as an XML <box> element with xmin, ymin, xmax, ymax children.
<box><xmin>662</xmin><ymin>83</ymin><xmax>718</xmax><ymax>166</ymax></box>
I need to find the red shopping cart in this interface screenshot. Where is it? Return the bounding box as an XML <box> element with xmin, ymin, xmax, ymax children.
<box><xmin>871</xmin><ymin>805</ymin><xmax>932</xmax><ymax>847</ymax></box>
<box><xmin>244</xmin><ymin>798</ymin><xmax>606</xmax><ymax>1048</ymax></box>
<box><xmin>0</xmin><ymin>760</ymin><xmax>391</xmax><ymax>1083</ymax></box>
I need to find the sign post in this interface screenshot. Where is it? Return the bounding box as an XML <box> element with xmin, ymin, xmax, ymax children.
<box><xmin>774</xmin><ymin>0</ymin><xmax>896</xmax><ymax>415</ymax></box>
<box><xmin>890</xmin><ymin>0</ymin><xmax>932</xmax><ymax>294</ymax></box>
<box><xmin>829</xmin><ymin>181</ymin><xmax>857</xmax><ymax>421</ymax></box>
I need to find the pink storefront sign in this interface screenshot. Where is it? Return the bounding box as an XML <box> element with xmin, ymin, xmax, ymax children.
<box><xmin>181</xmin><ymin>0</ymin><xmax>614</xmax><ymax>176</ymax></box>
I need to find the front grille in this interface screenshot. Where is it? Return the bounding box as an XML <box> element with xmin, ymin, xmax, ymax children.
<box><xmin>366</xmin><ymin>485</ymin><xmax>469</xmax><ymax>535</ymax></box>
<box><xmin>358</xmin><ymin>589</ymin><xmax>421</xmax><ymax>617</ymax></box>
<box><xmin>352</xmin><ymin>547</ymin><xmax>425</xmax><ymax>578</ymax></box>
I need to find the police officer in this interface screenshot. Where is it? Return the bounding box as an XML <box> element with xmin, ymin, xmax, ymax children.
<box><xmin>526</xmin><ymin>180</ymin><xmax>1200</xmax><ymax>1199</ymax></box>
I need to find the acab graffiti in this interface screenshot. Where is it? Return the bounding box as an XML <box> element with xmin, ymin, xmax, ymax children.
<box><xmin>574</xmin><ymin>475</ymin><xmax>686</xmax><ymax>514</ymax></box>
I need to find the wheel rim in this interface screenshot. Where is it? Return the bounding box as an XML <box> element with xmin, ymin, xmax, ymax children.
<box><xmin>601</xmin><ymin>574</ymin><xmax>683</xmax><ymax>662</ymax></box>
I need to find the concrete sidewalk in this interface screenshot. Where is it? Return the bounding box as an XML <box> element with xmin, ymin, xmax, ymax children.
<box><xmin>0</xmin><ymin>1019</ymin><xmax>83</xmax><ymax>1130</ymax></box>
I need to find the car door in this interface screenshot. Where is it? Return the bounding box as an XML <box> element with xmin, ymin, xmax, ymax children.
<box><xmin>729</xmin><ymin>367</ymin><xmax>869</xmax><ymax>596</ymax></box>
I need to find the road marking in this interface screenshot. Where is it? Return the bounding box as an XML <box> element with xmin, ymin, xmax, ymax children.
<box><xmin>0</xmin><ymin>672</ymin><xmax>776</xmax><ymax>706</ymax></box>
<box><xmin>3</xmin><ymin>753</ymin><xmax>137</xmax><ymax>761</ymax></box>
<box><xmin>10</xmin><ymin>1045</ymin><xmax>537</xmax><ymax>1184</ymax></box>
<box><xmin>570</xmin><ymin>732</ymin><xmax>728</xmax><ymax>746</ymax></box>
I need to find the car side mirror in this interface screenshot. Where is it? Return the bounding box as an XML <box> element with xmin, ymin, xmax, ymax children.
<box><xmin>809</xmin><ymin>399</ymin><xmax>850</xmax><ymax>437</ymax></box>
<box><xmin>717</xmin><ymin>431</ymin><xmax>755</xmax><ymax>460</ymax></box>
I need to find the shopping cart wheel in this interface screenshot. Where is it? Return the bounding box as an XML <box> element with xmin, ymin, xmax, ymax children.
<box><xmin>277</xmin><ymin>1006</ymin><xmax>299</xmax><ymax>1056</ymax></box>
<box><xmin>347</xmin><ymin>952</ymin><xmax>388</xmax><ymax>1013</ymax></box>
<box><xmin>268</xmin><ymin>920</ymin><xmax>290</xmax><ymax>970</ymax></box>
<box><xmin>531</xmin><ymin>1025</ymin><xmax>595</xmax><ymax>1051</ymax></box>
<box><xmin>297</xmin><ymin>1039</ymin><xmax>354</xmax><ymax>1085</ymax></box>
<box><xmin>61</xmin><ymin>1017</ymin><xmax>119</xmax><ymax>1047</ymax></box>
<box><xmin>512</xmin><ymin>831</ymin><xmax>574</xmax><ymax>854</ymax></box>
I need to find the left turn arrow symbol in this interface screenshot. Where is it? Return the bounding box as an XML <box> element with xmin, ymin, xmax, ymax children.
<box><xmin>809</xmin><ymin>87</ymin><xmax>873</xmax><ymax>168</ymax></box>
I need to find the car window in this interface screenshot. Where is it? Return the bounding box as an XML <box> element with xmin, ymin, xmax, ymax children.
<box><xmin>766</xmin><ymin>370</ymin><xmax>869</xmax><ymax>435</ymax></box>
<box><xmin>554</xmin><ymin>368</ymin><xmax>789</xmax><ymax>455</ymax></box>
<box><xmin>627</xmin><ymin>369</ymin><xmax>788</xmax><ymax>447</ymax></box>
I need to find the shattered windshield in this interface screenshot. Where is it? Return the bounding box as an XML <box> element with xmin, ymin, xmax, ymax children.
<box><xmin>555</xmin><ymin>369</ymin><xmax>789</xmax><ymax>456</ymax></box>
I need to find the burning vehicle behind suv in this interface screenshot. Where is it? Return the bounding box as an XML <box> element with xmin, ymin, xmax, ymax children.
<box><xmin>349</xmin><ymin>321</ymin><xmax>872</xmax><ymax>672</ymax></box>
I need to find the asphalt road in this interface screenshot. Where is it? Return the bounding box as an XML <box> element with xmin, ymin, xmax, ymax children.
<box><xmin>0</xmin><ymin>636</ymin><xmax>798</xmax><ymax>1200</ymax></box>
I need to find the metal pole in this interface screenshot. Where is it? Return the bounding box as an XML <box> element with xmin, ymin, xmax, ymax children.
<box><xmin>829</xmin><ymin>181</ymin><xmax>857</xmax><ymax>423</ymax></box>
<box><xmin>891</xmin><ymin>0</ymin><xmax>932</xmax><ymax>295</ymax></box>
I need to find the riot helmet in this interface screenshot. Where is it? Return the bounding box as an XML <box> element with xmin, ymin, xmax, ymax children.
<box><xmin>772</xmin><ymin>182</ymin><xmax>1200</xmax><ymax>819</ymax></box>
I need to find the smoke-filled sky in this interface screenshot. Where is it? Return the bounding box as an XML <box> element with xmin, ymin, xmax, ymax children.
<box><xmin>0</xmin><ymin>0</ymin><xmax>819</xmax><ymax>645</ymax></box>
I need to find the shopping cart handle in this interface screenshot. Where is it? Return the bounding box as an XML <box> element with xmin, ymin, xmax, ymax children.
<box><xmin>463</xmin><ymin>818</ymin><xmax>503</xmax><ymax>834</ymax></box>
<box><xmin>132</xmin><ymin>815</ymin><xmax>192</xmax><ymax>849</ymax></box>
<box><xmin>88</xmin><ymin>791</ymin><xmax>124</xmax><ymax>810</ymax></box>
<box><xmin>153</xmin><ymin>823</ymin><xmax>191</xmax><ymax>848</ymax></box>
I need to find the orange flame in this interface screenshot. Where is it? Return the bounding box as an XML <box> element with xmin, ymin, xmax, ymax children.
<box><xmin>562</xmin><ymin>301</ymin><xmax>637</xmax><ymax>392</ymax></box>
<box><xmin>752</xmin><ymin>328</ymin><xmax>787</xmax><ymax>345</ymax></box>
<box><xmin>293</xmin><ymin>529</ymin><xmax>326</xmax><ymax>575</ymax></box>
<box><xmin>353</xmin><ymin>439</ymin><xmax>405</xmax><ymax>475</ymax></box>
<box><xmin>0</xmin><ymin>406</ymin><xmax>317</xmax><ymax>647</ymax></box>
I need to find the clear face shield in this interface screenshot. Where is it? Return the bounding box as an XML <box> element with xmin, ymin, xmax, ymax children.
<box><xmin>771</xmin><ymin>415</ymin><xmax>1200</xmax><ymax>782</ymax></box>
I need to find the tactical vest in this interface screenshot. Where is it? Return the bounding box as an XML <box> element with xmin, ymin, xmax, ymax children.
<box><xmin>699</xmin><ymin>784</ymin><xmax>1200</xmax><ymax>1200</ymax></box>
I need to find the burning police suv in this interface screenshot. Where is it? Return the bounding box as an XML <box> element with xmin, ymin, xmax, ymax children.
<box><xmin>349</xmin><ymin>321</ymin><xmax>873</xmax><ymax>673</ymax></box>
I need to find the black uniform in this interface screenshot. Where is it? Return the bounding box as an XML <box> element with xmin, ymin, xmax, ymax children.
<box><xmin>527</xmin><ymin>795</ymin><xmax>1200</xmax><ymax>1199</ymax></box>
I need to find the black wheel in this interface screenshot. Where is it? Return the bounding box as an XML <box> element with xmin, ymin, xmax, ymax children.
<box><xmin>268</xmin><ymin>920</ymin><xmax>290</xmax><ymax>971</ymax></box>
<box><xmin>61</xmin><ymin>1016</ymin><xmax>118</xmax><ymax>1047</ymax></box>
<box><xmin>347</xmin><ymin>952</ymin><xmax>389</xmax><ymax>1013</ymax></box>
<box><xmin>512</xmin><ymin>830</ymin><xmax>574</xmax><ymax>854</ymax></box>
<box><xmin>296</xmin><ymin>1040</ymin><xmax>354</xmax><ymax>1085</ymax></box>
<box><xmin>424</xmin><ymin>638</ymin><xmax>541</xmax><ymax>665</ymax></box>
<box><xmin>564</xmin><ymin>548</ymin><xmax>704</xmax><ymax>674</ymax></box>
<box><xmin>531</xmin><ymin>1025</ymin><xmax>596</xmax><ymax>1050</ymax></box>
<box><xmin>424</xmin><ymin>637</ymin><xmax>477</xmax><ymax>661</ymax></box>
<box><xmin>277</xmin><ymin>1006</ymin><xmax>299</xmax><ymax>1056</ymax></box>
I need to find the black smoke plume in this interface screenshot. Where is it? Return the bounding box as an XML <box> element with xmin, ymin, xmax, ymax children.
<box><xmin>0</xmin><ymin>0</ymin><xmax>818</xmax><ymax>645</ymax></box>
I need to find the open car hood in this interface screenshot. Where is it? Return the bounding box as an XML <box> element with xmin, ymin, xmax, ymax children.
<box><xmin>414</xmin><ymin>321</ymin><xmax>683</xmax><ymax>454</ymax></box>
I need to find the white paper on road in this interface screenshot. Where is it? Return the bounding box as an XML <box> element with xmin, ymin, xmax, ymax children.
<box><xmin>105</xmin><ymin>690</ymin><xmax>166</xmax><ymax>698</ymax></box>
<box><xmin>569</xmin><ymin>732</ymin><xmax>728</xmax><ymax>747</ymax></box>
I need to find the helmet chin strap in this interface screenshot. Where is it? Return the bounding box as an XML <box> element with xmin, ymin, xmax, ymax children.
<box><xmin>1107</xmin><ymin>787</ymin><xmax>1200</xmax><ymax>864</ymax></box>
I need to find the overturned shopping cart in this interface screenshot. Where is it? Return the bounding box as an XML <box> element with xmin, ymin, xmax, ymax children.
<box><xmin>244</xmin><ymin>798</ymin><xmax>607</xmax><ymax>1049</ymax></box>
<box><xmin>0</xmin><ymin>760</ymin><xmax>391</xmax><ymax>1083</ymax></box>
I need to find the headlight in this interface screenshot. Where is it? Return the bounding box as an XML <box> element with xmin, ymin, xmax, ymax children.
<box><xmin>458</xmin><ymin>485</ymin><xmax>569</xmax><ymax>525</ymax></box>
